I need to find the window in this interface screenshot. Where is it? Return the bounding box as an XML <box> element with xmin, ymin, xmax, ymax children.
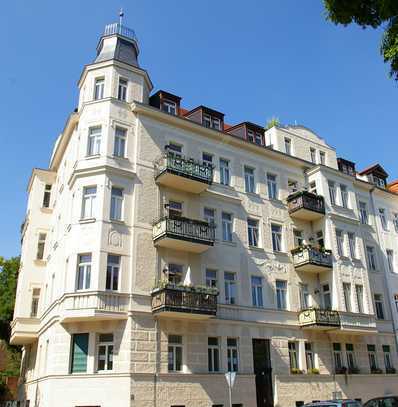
<box><xmin>383</xmin><ymin>345</ymin><xmax>393</xmax><ymax>370</ymax></box>
<box><xmin>359</xmin><ymin>201</ymin><xmax>368</xmax><ymax>224</ymax></box>
<box><xmin>255</xmin><ymin>132</ymin><xmax>263</xmax><ymax>145</ymax></box>
<box><xmin>251</xmin><ymin>276</ymin><xmax>263</xmax><ymax>307</ymax></box>
<box><xmin>167</xmin><ymin>142</ymin><xmax>182</xmax><ymax>157</ymax></box>
<box><xmin>168</xmin><ymin>201</ymin><xmax>183</xmax><ymax>218</ymax></box>
<box><xmin>42</xmin><ymin>184</ymin><xmax>52</xmax><ymax>208</ymax></box>
<box><xmin>220</xmin><ymin>159</ymin><xmax>230</xmax><ymax>186</ymax></box>
<box><xmin>70</xmin><ymin>333</ymin><xmax>89</xmax><ymax>373</ymax></box>
<box><xmin>247</xmin><ymin>129</ymin><xmax>255</xmax><ymax>143</ymax></box>
<box><xmin>300</xmin><ymin>283</ymin><xmax>310</xmax><ymax>309</ymax></box>
<box><xmin>340</xmin><ymin>185</ymin><xmax>348</xmax><ymax>208</ymax></box>
<box><xmin>366</xmin><ymin>246</ymin><xmax>377</xmax><ymax>271</ymax></box>
<box><xmin>379</xmin><ymin>208</ymin><xmax>388</xmax><ymax>231</ymax></box>
<box><xmin>374</xmin><ymin>294</ymin><xmax>385</xmax><ymax>319</ymax></box>
<box><xmin>114</xmin><ymin>127</ymin><xmax>127</xmax><ymax>157</ymax></box>
<box><xmin>336</xmin><ymin>229</ymin><xmax>345</xmax><ymax>257</ymax></box>
<box><xmin>310</xmin><ymin>148</ymin><xmax>316</xmax><ymax>163</ymax></box>
<box><xmin>244</xmin><ymin>166</ymin><xmax>255</xmax><ymax>193</ymax></box>
<box><xmin>367</xmin><ymin>344</ymin><xmax>378</xmax><ymax>371</ymax></box>
<box><xmin>77</xmin><ymin>254</ymin><xmax>91</xmax><ymax>290</ymax></box>
<box><xmin>319</xmin><ymin>151</ymin><xmax>325</xmax><ymax>165</ymax></box>
<box><xmin>374</xmin><ymin>175</ymin><xmax>385</xmax><ymax>188</ymax></box>
<box><xmin>202</xmin><ymin>152</ymin><xmax>213</xmax><ymax>167</ymax></box>
<box><xmin>267</xmin><ymin>173</ymin><xmax>278</xmax><ymax>200</ymax></box>
<box><xmin>355</xmin><ymin>285</ymin><xmax>364</xmax><ymax>313</ymax></box>
<box><xmin>203</xmin><ymin>114</ymin><xmax>221</xmax><ymax>130</ymax></box>
<box><xmin>294</xmin><ymin>230</ymin><xmax>304</xmax><ymax>247</ymax></box>
<box><xmin>106</xmin><ymin>255</ymin><xmax>120</xmax><ymax>291</ymax></box>
<box><xmin>97</xmin><ymin>334</ymin><xmax>114</xmax><ymax>371</ymax></box>
<box><xmin>288</xmin><ymin>180</ymin><xmax>298</xmax><ymax>194</ymax></box>
<box><xmin>284</xmin><ymin>138</ymin><xmax>291</xmax><ymax>155</ymax></box>
<box><xmin>328</xmin><ymin>181</ymin><xmax>336</xmax><ymax>205</ymax></box>
<box><xmin>333</xmin><ymin>343</ymin><xmax>343</xmax><ymax>370</ymax></box>
<box><xmin>168</xmin><ymin>335</ymin><xmax>182</xmax><ymax>372</ymax></box>
<box><xmin>247</xmin><ymin>218</ymin><xmax>259</xmax><ymax>247</ymax></box>
<box><xmin>343</xmin><ymin>283</ymin><xmax>352</xmax><ymax>312</ymax></box>
<box><xmin>36</xmin><ymin>233</ymin><xmax>46</xmax><ymax>260</ymax></box>
<box><xmin>30</xmin><ymin>288</ymin><xmax>40</xmax><ymax>317</ymax></box>
<box><xmin>271</xmin><ymin>224</ymin><xmax>282</xmax><ymax>252</ymax></box>
<box><xmin>208</xmin><ymin>337</ymin><xmax>220</xmax><ymax>372</ymax></box>
<box><xmin>387</xmin><ymin>250</ymin><xmax>394</xmax><ymax>273</ymax></box>
<box><xmin>347</xmin><ymin>232</ymin><xmax>356</xmax><ymax>258</ymax></box>
<box><xmin>309</xmin><ymin>181</ymin><xmax>317</xmax><ymax>194</ymax></box>
<box><xmin>87</xmin><ymin>126</ymin><xmax>102</xmax><ymax>156</ymax></box>
<box><xmin>110</xmin><ymin>187</ymin><xmax>123</xmax><ymax>221</ymax></box>
<box><xmin>204</xmin><ymin>208</ymin><xmax>216</xmax><ymax>226</ymax></box>
<box><xmin>206</xmin><ymin>269</ymin><xmax>217</xmax><ymax>288</ymax></box>
<box><xmin>94</xmin><ymin>78</ymin><xmax>104</xmax><ymax>100</ymax></box>
<box><xmin>222</xmin><ymin>212</ymin><xmax>233</xmax><ymax>242</ymax></box>
<box><xmin>288</xmin><ymin>342</ymin><xmax>298</xmax><ymax>370</ymax></box>
<box><xmin>161</xmin><ymin>100</ymin><xmax>177</xmax><ymax>115</ymax></box>
<box><xmin>117</xmin><ymin>78</ymin><xmax>127</xmax><ymax>101</ymax></box>
<box><xmin>316</xmin><ymin>230</ymin><xmax>324</xmax><ymax>249</ymax></box>
<box><xmin>227</xmin><ymin>338</ymin><xmax>238</xmax><ymax>372</ymax></box>
<box><xmin>276</xmin><ymin>280</ymin><xmax>287</xmax><ymax>310</ymax></box>
<box><xmin>322</xmin><ymin>284</ymin><xmax>331</xmax><ymax>309</ymax></box>
<box><xmin>393</xmin><ymin>213</ymin><xmax>398</xmax><ymax>233</ymax></box>
<box><xmin>305</xmin><ymin>343</ymin><xmax>315</xmax><ymax>371</ymax></box>
<box><xmin>224</xmin><ymin>272</ymin><xmax>237</xmax><ymax>304</ymax></box>
<box><xmin>168</xmin><ymin>264</ymin><xmax>183</xmax><ymax>285</ymax></box>
<box><xmin>81</xmin><ymin>186</ymin><xmax>97</xmax><ymax>219</ymax></box>
<box><xmin>346</xmin><ymin>344</ymin><xmax>356</xmax><ymax>370</ymax></box>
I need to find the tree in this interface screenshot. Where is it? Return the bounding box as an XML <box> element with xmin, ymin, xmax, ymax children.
<box><xmin>265</xmin><ymin>117</ymin><xmax>280</xmax><ymax>130</ymax></box>
<box><xmin>0</xmin><ymin>257</ymin><xmax>19</xmax><ymax>342</ymax></box>
<box><xmin>323</xmin><ymin>0</ymin><xmax>398</xmax><ymax>80</ymax></box>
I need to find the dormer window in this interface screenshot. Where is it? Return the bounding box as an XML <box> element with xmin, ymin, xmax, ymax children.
<box><xmin>203</xmin><ymin>114</ymin><xmax>221</xmax><ymax>130</ymax></box>
<box><xmin>161</xmin><ymin>100</ymin><xmax>177</xmax><ymax>115</ymax></box>
<box><xmin>247</xmin><ymin>130</ymin><xmax>255</xmax><ymax>143</ymax></box>
<box><xmin>226</xmin><ymin>122</ymin><xmax>264</xmax><ymax>146</ymax></box>
<box><xmin>338</xmin><ymin>158</ymin><xmax>356</xmax><ymax>176</ymax></box>
<box><xmin>255</xmin><ymin>133</ymin><xmax>263</xmax><ymax>145</ymax></box>
<box><xmin>358</xmin><ymin>164</ymin><xmax>388</xmax><ymax>189</ymax></box>
<box><xmin>374</xmin><ymin>176</ymin><xmax>386</xmax><ymax>188</ymax></box>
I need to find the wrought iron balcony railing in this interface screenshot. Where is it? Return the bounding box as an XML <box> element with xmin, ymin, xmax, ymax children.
<box><xmin>151</xmin><ymin>284</ymin><xmax>218</xmax><ymax>317</ymax></box>
<box><xmin>291</xmin><ymin>246</ymin><xmax>333</xmax><ymax>272</ymax></box>
<box><xmin>153</xmin><ymin>216</ymin><xmax>215</xmax><ymax>247</ymax></box>
<box><xmin>287</xmin><ymin>191</ymin><xmax>325</xmax><ymax>218</ymax></box>
<box><xmin>154</xmin><ymin>152</ymin><xmax>213</xmax><ymax>185</ymax></box>
<box><xmin>298</xmin><ymin>308</ymin><xmax>341</xmax><ymax>329</ymax></box>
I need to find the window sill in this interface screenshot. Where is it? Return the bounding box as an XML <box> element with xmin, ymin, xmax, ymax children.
<box><xmin>111</xmin><ymin>155</ymin><xmax>129</xmax><ymax>161</ymax></box>
<box><xmin>249</xmin><ymin>246</ymin><xmax>264</xmax><ymax>253</ymax></box>
<box><xmin>40</xmin><ymin>207</ymin><xmax>53</xmax><ymax>214</ymax></box>
<box><xmin>110</xmin><ymin>219</ymin><xmax>126</xmax><ymax>225</ymax></box>
<box><xmin>79</xmin><ymin>217</ymin><xmax>96</xmax><ymax>224</ymax></box>
<box><xmin>268</xmin><ymin>198</ymin><xmax>284</xmax><ymax>205</ymax></box>
<box><xmin>34</xmin><ymin>259</ymin><xmax>46</xmax><ymax>267</ymax></box>
<box><xmin>85</xmin><ymin>154</ymin><xmax>101</xmax><ymax>160</ymax></box>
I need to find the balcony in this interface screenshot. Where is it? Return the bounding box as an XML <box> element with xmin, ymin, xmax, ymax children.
<box><xmin>154</xmin><ymin>153</ymin><xmax>213</xmax><ymax>193</ymax></box>
<box><xmin>10</xmin><ymin>317</ymin><xmax>40</xmax><ymax>345</ymax></box>
<box><xmin>60</xmin><ymin>291</ymin><xmax>129</xmax><ymax>323</ymax></box>
<box><xmin>151</xmin><ymin>284</ymin><xmax>218</xmax><ymax>319</ymax></box>
<box><xmin>287</xmin><ymin>191</ymin><xmax>325</xmax><ymax>221</ymax></box>
<box><xmin>298</xmin><ymin>308</ymin><xmax>341</xmax><ymax>330</ymax></box>
<box><xmin>291</xmin><ymin>246</ymin><xmax>333</xmax><ymax>273</ymax></box>
<box><xmin>153</xmin><ymin>216</ymin><xmax>215</xmax><ymax>253</ymax></box>
<box><xmin>338</xmin><ymin>312</ymin><xmax>377</xmax><ymax>334</ymax></box>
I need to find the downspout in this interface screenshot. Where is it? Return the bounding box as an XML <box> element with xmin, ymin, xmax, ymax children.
<box><xmin>369</xmin><ymin>187</ymin><xmax>398</xmax><ymax>353</ymax></box>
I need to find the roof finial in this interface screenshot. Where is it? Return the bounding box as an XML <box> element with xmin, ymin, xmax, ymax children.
<box><xmin>119</xmin><ymin>8</ymin><xmax>124</xmax><ymax>26</ymax></box>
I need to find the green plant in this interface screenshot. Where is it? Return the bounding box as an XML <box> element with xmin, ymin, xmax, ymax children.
<box><xmin>290</xmin><ymin>368</ymin><xmax>303</xmax><ymax>374</ymax></box>
<box><xmin>265</xmin><ymin>117</ymin><xmax>280</xmax><ymax>130</ymax></box>
<box><xmin>307</xmin><ymin>368</ymin><xmax>320</xmax><ymax>374</ymax></box>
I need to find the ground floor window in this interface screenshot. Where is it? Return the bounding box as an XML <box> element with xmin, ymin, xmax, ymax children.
<box><xmin>168</xmin><ymin>335</ymin><xmax>183</xmax><ymax>372</ymax></box>
<box><xmin>70</xmin><ymin>333</ymin><xmax>89</xmax><ymax>373</ymax></box>
<box><xmin>97</xmin><ymin>333</ymin><xmax>114</xmax><ymax>371</ymax></box>
<box><xmin>288</xmin><ymin>341</ymin><xmax>298</xmax><ymax>371</ymax></box>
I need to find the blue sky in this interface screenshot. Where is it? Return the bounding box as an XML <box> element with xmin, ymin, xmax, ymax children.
<box><xmin>0</xmin><ymin>0</ymin><xmax>396</xmax><ymax>258</ymax></box>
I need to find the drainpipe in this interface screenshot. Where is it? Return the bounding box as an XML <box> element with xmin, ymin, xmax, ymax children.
<box><xmin>369</xmin><ymin>187</ymin><xmax>398</xmax><ymax>353</ymax></box>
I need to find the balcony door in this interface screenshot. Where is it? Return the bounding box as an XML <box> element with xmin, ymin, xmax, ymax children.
<box><xmin>252</xmin><ymin>339</ymin><xmax>273</xmax><ymax>407</ymax></box>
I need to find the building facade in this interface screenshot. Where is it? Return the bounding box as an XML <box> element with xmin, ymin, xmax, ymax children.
<box><xmin>11</xmin><ymin>22</ymin><xmax>398</xmax><ymax>407</ymax></box>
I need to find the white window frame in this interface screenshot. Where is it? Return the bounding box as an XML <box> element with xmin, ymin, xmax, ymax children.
<box><xmin>359</xmin><ymin>201</ymin><xmax>368</xmax><ymax>224</ymax></box>
<box><xmin>267</xmin><ymin>173</ymin><xmax>278</xmax><ymax>200</ymax></box>
<box><xmin>161</xmin><ymin>99</ymin><xmax>177</xmax><ymax>115</ymax></box>
<box><xmin>227</xmin><ymin>338</ymin><xmax>239</xmax><ymax>372</ymax></box>
<box><xmin>340</xmin><ymin>184</ymin><xmax>349</xmax><ymax>208</ymax></box>
<box><xmin>117</xmin><ymin>78</ymin><xmax>128</xmax><ymax>101</ymax></box>
<box><xmin>205</xmin><ymin>269</ymin><xmax>217</xmax><ymax>288</ymax></box>
<box><xmin>94</xmin><ymin>77</ymin><xmax>105</xmax><ymax>100</ymax></box>
<box><xmin>284</xmin><ymin>137</ymin><xmax>292</xmax><ymax>155</ymax></box>
<box><xmin>355</xmin><ymin>284</ymin><xmax>364</xmax><ymax>313</ymax></box>
<box><xmin>81</xmin><ymin>186</ymin><xmax>97</xmax><ymax>219</ymax></box>
<box><xmin>310</xmin><ymin>148</ymin><xmax>316</xmax><ymax>163</ymax></box>
<box><xmin>251</xmin><ymin>276</ymin><xmax>263</xmax><ymax>307</ymax></box>
<box><xmin>336</xmin><ymin>229</ymin><xmax>345</xmax><ymax>257</ymax></box>
<box><xmin>220</xmin><ymin>158</ymin><xmax>230</xmax><ymax>186</ymax></box>
<box><xmin>271</xmin><ymin>223</ymin><xmax>282</xmax><ymax>252</ymax></box>
<box><xmin>30</xmin><ymin>288</ymin><xmax>41</xmax><ymax>317</ymax></box>
<box><xmin>224</xmin><ymin>272</ymin><xmax>237</xmax><ymax>305</ymax></box>
<box><xmin>319</xmin><ymin>151</ymin><xmax>326</xmax><ymax>165</ymax></box>
<box><xmin>244</xmin><ymin>166</ymin><xmax>255</xmax><ymax>193</ymax></box>
<box><xmin>379</xmin><ymin>208</ymin><xmax>388</xmax><ymax>231</ymax></box>
<box><xmin>347</xmin><ymin>232</ymin><xmax>356</xmax><ymax>258</ymax></box>
<box><xmin>276</xmin><ymin>279</ymin><xmax>287</xmax><ymax>310</ymax></box>
<box><xmin>208</xmin><ymin>337</ymin><xmax>220</xmax><ymax>372</ymax></box>
<box><xmin>168</xmin><ymin>335</ymin><xmax>183</xmax><ymax>372</ymax></box>
<box><xmin>366</xmin><ymin>246</ymin><xmax>377</xmax><ymax>271</ymax></box>
<box><xmin>106</xmin><ymin>254</ymin><xmax>120</xmax><ymax>291</ymax></box>
<box><xmin>387</xmin><ymin>250</ymin><xmax>394</xmax><ymax>273</ymax></box>
<box><xmin>247</xmin><ymin>218</ymin><xmax>259</xmax><ymax>247</ymax></box>
<box><xmin>87</xmin><ymin>126</ymin><xmax>102</xmax><ymax>156</ymax></box>
<box><xmin>222</xmin><ymin>212</ymin><xmax>233</xmax><ymax>242</ymax></box>
<box><xmin>300</xmin><ymin>283</ymin><xmax>310</xmax><ymax>309</ymax></box>
<box><xmin>110</xmin><ymin>187</ymin><xmax>124</xmax><ymax>221</ymax></box>
<box><xmin>114</xmin><ymin>126</ymin><xmax>127</xmax><ymax>158</ymax></box>
<box><xmin>328</xmin><ymin>181</ymin><xmax>336</xmax><ymax>205</ymax></box>
<box><xmin>343</xmin><ymin>282</ymin><xmax>352</xmax><ymax>312</ymax></box>
<box><xmin>76</xmin><ymin>254</ymin><xmax>91</xmax><ymax>291</ymax></box>
<box><xmin>288</xmin><ymin>341</ymin><xmax>298</xmax><ymax>370</ymax></box>
<box><xmin>97</xmin><ymin>334</ymin><xmax>114</xmax><ymax>371</ymax></box>
<box><xmin>36</xmin><ymin>233</ymin><xmax>46</xmax><ymax>260</ymax></box>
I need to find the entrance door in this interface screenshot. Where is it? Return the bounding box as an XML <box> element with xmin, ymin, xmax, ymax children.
<box><xmin>252</xmin><ymin>339</ymin><xmax>273</xmax><ymax>407</ymax></box>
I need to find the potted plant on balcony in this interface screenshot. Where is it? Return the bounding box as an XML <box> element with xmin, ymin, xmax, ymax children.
<box><xmin>307</xmin><ymin>368</ymin><xmax>320</xmax><ymax>375</ymax></box>
<box><xmin>371</xmin><ymin>367</ymin><xmax>383</xmax><ymax>374</ymax></box>
<box><xmin>386</xmin><ymin>367</ymin><xmax>396</xmax><ymax>374</ymax></box>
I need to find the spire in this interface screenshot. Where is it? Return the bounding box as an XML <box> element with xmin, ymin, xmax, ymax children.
<box><xmin>95</xmin><ymin>14</ymin><xmax>140</xmax><ymax>68</ymax></box>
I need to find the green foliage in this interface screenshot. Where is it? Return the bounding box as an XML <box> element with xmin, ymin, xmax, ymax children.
<box><xmin>323</xmin><ymin>0</ymin><xmax>398</xmax><ymax>80</ymax></box>
<box><xmin>0</xmin><ymin>257</ymin><xmax>19</xmax><ymax>330</ymax></box>
<box><xmin>265</xmin><ymin>117</ymin><xmax>280</xmax><ymax>130</ymax></box>
<box><xmin>0</xmin><ymin>341</ymin><xmax>21</xmax><ymax>376</ymax></box>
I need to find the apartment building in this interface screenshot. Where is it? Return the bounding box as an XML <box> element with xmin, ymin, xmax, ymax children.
<box><xmin>11</xmin><ymin>21</ymin><xmax>398</xmax><ymax>407</ymax></box>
